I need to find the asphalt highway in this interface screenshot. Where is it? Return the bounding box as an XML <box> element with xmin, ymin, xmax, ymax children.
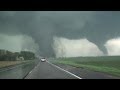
<box><xmin>25</xmin><ymin>60</ymin><xmax>120</xmax><ymax>79</ymax></box>
<box><xmin>25</xmin><ymin>61</ymin><xmax>81</xmax><ymax>79</ymax></box>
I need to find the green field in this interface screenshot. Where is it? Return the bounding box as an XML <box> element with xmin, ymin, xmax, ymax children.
<box><xmin>52</xmin><ymin>56</ymin><xmax>120</xmax><ymax>77</ymax></box>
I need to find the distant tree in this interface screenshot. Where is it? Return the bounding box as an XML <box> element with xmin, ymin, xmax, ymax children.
<box><xmin>0</xmin><ymin>49</ymin><xmax>35</xmax><ymax>61</ymax></box>
<box><xmin>20</xmin><ymin>51</ymin><xmax>35</xmax><ymax>60</ymax></box>
<box><xmin>5</xmin><ymin>50</ymin><xmax>14</xmax><ymax>61</ymax></box>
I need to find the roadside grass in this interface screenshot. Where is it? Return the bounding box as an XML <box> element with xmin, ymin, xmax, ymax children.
<box><xmin>0</xmin><ymin>60</ymin><xmax>34</xmax><ymax>69</ymax></box>
<box><xmin>52</xmin><ymin>56</ymin><xmax>120</xmax><ymax>77</ymax></box>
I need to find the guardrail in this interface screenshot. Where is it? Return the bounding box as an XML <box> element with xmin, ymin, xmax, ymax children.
<box><xmin>0</xmin><ymin>60</ymin><xmax>40</xmax><ymax>79</ymax></box>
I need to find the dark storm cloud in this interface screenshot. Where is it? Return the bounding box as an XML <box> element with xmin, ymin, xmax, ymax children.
<box><xmin>82</xmin><ymin>11</ymin><xmax>120</xmax><ymax>54</ymax></box>
<box><xmin>0</xmin><ymin>11</ymin><xmax>120</xmax><ymax>57</ymax></box>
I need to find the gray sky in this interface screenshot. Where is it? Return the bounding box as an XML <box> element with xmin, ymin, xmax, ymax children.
<box><xmin>0</xmin><ymin>11</ymin><xmax>120</xmax><ymax>57</ymax></box>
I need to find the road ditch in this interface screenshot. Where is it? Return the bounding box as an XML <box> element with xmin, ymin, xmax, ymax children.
<box><xmin>0</xmin><ymin>60</ymin><xmax>40</xmax><ymax>79</ymax></box>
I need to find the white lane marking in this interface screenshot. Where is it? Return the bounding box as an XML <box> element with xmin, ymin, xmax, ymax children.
<box><xmin>29</xmin><ymin>71</ymin><xmax>33</xmax><ymax>74</ymax></box>
<box><xmin>46</xmin><ymin>61</ymin><xmax>82</xmax><ymax>79</ymax></box>
<box><xmin>25</xmin><ymin>62</ymin><xmax>40</xmax><ymax>77</ymax></box>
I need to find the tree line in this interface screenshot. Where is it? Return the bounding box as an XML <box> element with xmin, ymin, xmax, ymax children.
<box><xmin>0</xmin><ymin>49</ymin><xmax>35</xmax><ymax>61</ymax></box>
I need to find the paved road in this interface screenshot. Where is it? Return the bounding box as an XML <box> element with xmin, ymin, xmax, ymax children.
<box><xmin>25</xmin><ymin>60</ymin><xmax>120</xmax><ymax>79</ymax></box>
<box><xmin>0</xmin><ymin>60</ymin><xmax>118</xmax><ymax>79</ymax></box>
<box><xmin>25</xmin><ymin>61</ymin><xmax>81</xmax><ymax>79</ymax></box>
<box><xmin>54</xmin><ymin>63</ymin><xmax>120</xmax><ymax>79</ymax></box>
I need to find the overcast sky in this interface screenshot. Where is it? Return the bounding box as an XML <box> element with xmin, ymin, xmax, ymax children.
<box><xmin>0</xmin><ymin>11</ymin><xmax>120</xmax><ymax>57</ymax></box>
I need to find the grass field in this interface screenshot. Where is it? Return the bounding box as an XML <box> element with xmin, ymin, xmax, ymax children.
<box><xmin>52</xmin><ymin>56</ymin><xmax>120</xmax><ymax>77</ymax></box>
<box><xmin>0</xmin><ymin>60</ymin><xmax>33</xmax><ymax>69</ymax></box>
